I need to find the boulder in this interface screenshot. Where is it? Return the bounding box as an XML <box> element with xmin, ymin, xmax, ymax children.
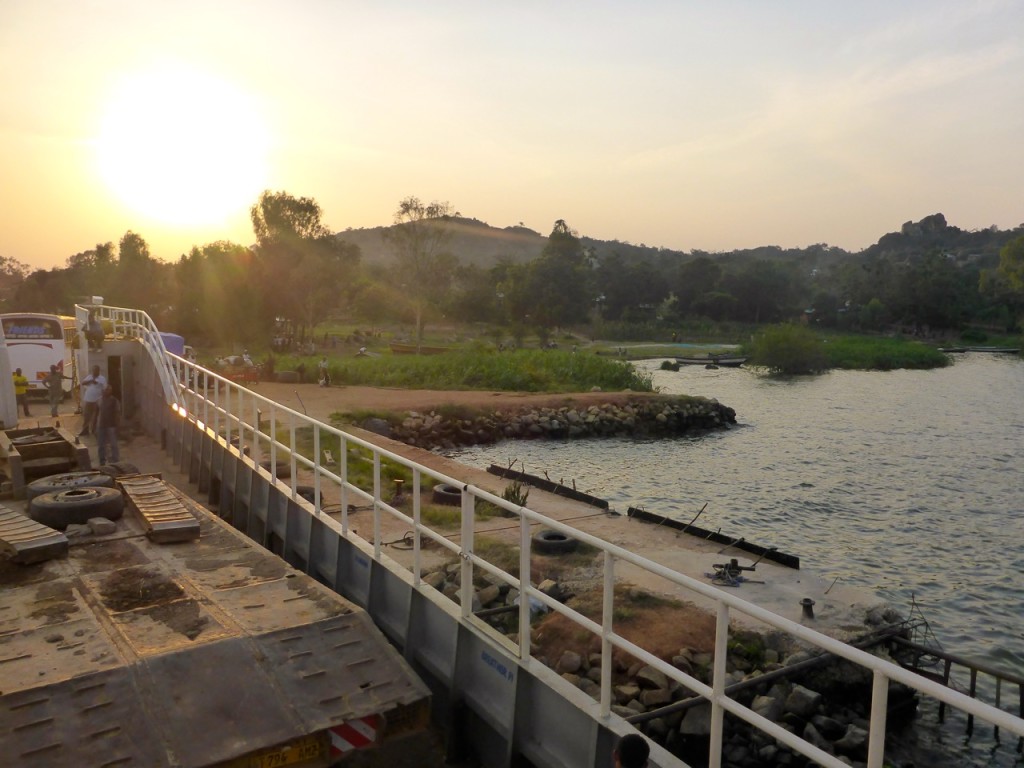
<box><xmin>639</xmin><ymin>688</ymin><xmax>672</xmax><ymax>708</ymax></box>
<box><xmin>556</xmin><ymin>650</ymin><xmax>582</xmax><ymax>674</ymax></box>
<box><xmin>679</xmin><ymin>704</ymin><xmax>712</xmax><ymax>736</ymax></box>
<box><xmin>785</xmin><ymin>684</ymin><xmax>823</xmax><ymax>719</ymax></box>
<box><xmin>636</xmin><ymin>665</ymin><xmax>669</xmax><ymax>690</ymax></box>
<box><xmin>833</xmin><ymin>724</ymin><xmax>869</xmax><ymax>759</ymax></box>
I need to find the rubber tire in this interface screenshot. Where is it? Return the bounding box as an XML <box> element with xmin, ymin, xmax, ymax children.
<box><xmin>259</xmin><ymin>458</ymin><xmax>292</xmax><ymax>479</ymax></box>
<box><xmin>26</xmin><ymin>471</ymin><xmax>114</xmax><ymax>501</ymax></box>
<box><xmin>295</xmin><ymin>485</ymin><xmax>317</xmax><ymax>505</ymax></box>
<box><xmin>431</xmin><ymin>483</ymin><xmax>462</xmax><ymax>506</ymax></box>
<box><xmin>29</xmin><ymin>487</ymin><xmax>125</xmax><ymax>529</ymax></box>
<box><xmin>532</xmin><ymin>529</ymin><xmax>579</xmax><ymax>555</ymax></box>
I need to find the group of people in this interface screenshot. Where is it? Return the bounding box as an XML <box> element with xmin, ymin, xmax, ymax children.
<box><xmin>11</xmin><ymin>364</ymin><xmax>71</xmax><ymax>418</ymax></box>
<box><xmin>11</xmin><ymin>361</ymin><xmax>121</xmax><ymax>466</ymax></box>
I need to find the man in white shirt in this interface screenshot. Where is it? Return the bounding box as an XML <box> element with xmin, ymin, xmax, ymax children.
<box><xmin>79</xmin><ymin>364</ymin><xmax>107</xmax><ymax>436</ymax></box>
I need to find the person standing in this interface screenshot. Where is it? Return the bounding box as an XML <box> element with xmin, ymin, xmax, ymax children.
<box><xmin>96</xmin><ymin>386</ymin><xmax>121</xmax><ymax>465</ymax></box>
<box><xmin>318</xmin><ymin>356</ymin><xmax>330</xmax><ymax>387</ymax></box>
<box><xmin>79</xmin><ymin>364</ymin><xmax>107</xmax><ymax>436</ymax></box>
<box><xmin>43</xmin><ymin>364</ymin><xmax>68</xmax><ymax>417</ymax></box>
<box><xmin>12</xmin><ymin>368</ymin><xmax>30</xmax><ymax>417</ymax></box>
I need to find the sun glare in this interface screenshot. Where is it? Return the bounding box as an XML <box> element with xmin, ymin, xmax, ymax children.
<box><xmin>95</xmin><ymin>64</ymin><xmax>270</xmax><ymax>227</ymax></box>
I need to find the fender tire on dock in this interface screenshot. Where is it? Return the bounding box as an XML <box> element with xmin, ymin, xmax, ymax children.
<box><xmin>259</xmin><ymin>458</ymin><xmax>292</xmax><ymax>479</ymax></box>
<box><xmin>26</xmin><ymin>471</ymin><xmax>114</xmax><ymax>501</ymax></box>
<box><xmin>431</xmin><ymin>483</ymin><xmax>462</xmax><ymax>506</ymax></box>
<box><xmin>29</xmin><ymin>487</ymin><xmax>125</xmax><ymax>529</ymax></box>
<box><xmin>532</xmin><ymin>529</ymin><xmax>579</xmax><ymax>555</ymax></box>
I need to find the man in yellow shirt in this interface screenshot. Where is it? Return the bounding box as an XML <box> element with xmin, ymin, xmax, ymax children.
<box><xmin>12</xmin><ymin>368</ymin><xmax>30</xmax><ymax>417</ymax></box>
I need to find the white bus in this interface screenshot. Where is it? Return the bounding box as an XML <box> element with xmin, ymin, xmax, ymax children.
<box><xmin>0</xmin><ymin>313</ymin><xmax>79</xmax><ymax>398</ymax></box>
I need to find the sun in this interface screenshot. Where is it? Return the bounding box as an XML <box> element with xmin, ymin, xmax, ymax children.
<box><xmin>95</xmin><ymin>64</ymin><xmax>270</xmax><ymax>227</ymax></box>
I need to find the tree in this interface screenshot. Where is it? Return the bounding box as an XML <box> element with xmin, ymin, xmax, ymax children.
<box><xmin>982</xmin><ymin>235</ymin><xmax>1024</xmax><ymax>327</ymax></box>
<box><xmin>521</xmin><ymin>220</ymin><xmax>593</xmax><ymax>329</ymax></box>
<box><xmin>250</xmin><ymin>190</ymin><xmax>361</xmax><ymax>338</ymax></box>
<box><xmin>750</xmin><ymin>323</ymin><xmax>829</xmax><ymax>374</ymax></box>
<box><xmin>382</xmin><ymin>197</ymin><xmax>457</xmax><ymax>348</ymax></box>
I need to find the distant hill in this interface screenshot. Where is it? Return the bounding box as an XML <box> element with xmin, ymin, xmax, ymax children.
<box><xmin>335</xmin><ymin>212</ymin><xmax>1021</xmax><ymax>272</ymax></box>
<box><xmin>336</xmin><ymin>217</ymin><xmax>548</xmax><ymax>269</ymax></box>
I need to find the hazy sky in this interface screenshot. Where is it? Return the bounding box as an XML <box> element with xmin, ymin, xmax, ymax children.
<box><xmin>3</xmin><ymin>1</ymin><xmax>1022</xmax><ymax>269</ymax></box>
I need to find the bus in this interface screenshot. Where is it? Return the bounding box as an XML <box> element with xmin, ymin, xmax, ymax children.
<box><xmin>0</xmin><ymin>313</ymin><xmax>79</xmax><ymax>398</ymax></box>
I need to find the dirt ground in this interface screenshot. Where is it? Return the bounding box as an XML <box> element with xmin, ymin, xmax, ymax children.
<box><xmin>252</xmin><ymin>381</ymin><xmax>660</xmax><ymax>419</ymax></box>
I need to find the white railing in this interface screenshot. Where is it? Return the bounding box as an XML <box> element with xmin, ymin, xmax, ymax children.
<box><xmin>165</xmin><ymin>356</ymin><xmax>1024</xmax><ymax>768</ymax></box>
<box><xmin>107</xmin><ymin>307</ymin><xmax>1024</xmax><ymax>767</ymax></box>
<box><xmin>75</xmin><ymin>303</ymin><xmax>183</xmax><ymax>408</ymax></box>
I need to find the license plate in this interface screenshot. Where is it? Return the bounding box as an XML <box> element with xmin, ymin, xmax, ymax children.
<box><xmin>251</xmin><ymin>735</ymin><xmax>324</xmax><ymax>768</ymax></box>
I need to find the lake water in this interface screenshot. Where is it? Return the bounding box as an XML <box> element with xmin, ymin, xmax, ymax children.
<box><xmin>447</xmin><ymin>352</ymin><xmax>1024</xmax><ymax>764</ymax></box>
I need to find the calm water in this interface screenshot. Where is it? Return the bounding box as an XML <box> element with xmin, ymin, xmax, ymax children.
<box><xmin>448</xmin><ymin>352</ymin><xmax>1024</xmax><ymax>762</ymax></box>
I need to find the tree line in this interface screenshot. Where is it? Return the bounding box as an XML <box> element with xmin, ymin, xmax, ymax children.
<box><xmin>2</xmin><ymin>192</ymin><xmax>1022</xmax><ymax>348</ymax></box>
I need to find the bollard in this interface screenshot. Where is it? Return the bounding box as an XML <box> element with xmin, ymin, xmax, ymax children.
<box><xmin>800</xmin><ymin>598</ymin><xmax>816</xmax><ymax>620</ymax></box>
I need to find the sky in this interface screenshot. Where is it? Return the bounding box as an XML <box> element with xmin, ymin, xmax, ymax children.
<box><xmin>2</xmin><ymin>1</ymin><xmax>1022</xmax><ymax>270</ymax></box>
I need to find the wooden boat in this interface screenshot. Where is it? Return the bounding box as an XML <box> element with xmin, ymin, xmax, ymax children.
<box><xmin>676</xmin><ymin>355</ymin><xmax>747</xmax><ymax>367</ymax></box>
<box><xmin>966</xmin><ymin>346</ymin><xmax>1020</xmax><ymax>354</ymax></box>
<box><xmin>389</xmin><ymin>341</ymin><xmax>451</xmax><ymax>355</ymax></box>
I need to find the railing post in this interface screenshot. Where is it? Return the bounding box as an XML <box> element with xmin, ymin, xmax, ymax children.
<box><xmin>339</xmin><ymin>435</ymin><xmax>348</xmax><ymax>535</ymax></box>
<box><xmin>312</xmin><ymin>426</ymin><xmax>320</xmax><ymax>516</ymax></box>
<box><xmin>372</xmin><ymin>452</ymin><xmax>382</xmax><ymax>559</ymax></box>
<box><xmin>709</xmin><ymin>602</ymin><xmax>729</xmax><ymax>768</ymax></box>
<box><xmin>459</xmin><ymin>486</ymin><xmax>473</xmax><ymax>620</ymax></box>
<box><xmin>412</xmin><ymin>468</ymin><xmax>422</xmax><ymax>585</ymax></box>
<box><xmin>518</xmin><ymin>513</ymin><xmax>531</xmax><ymax>659</ymax></box>
<box><xmin>867</xmin><ymin>669</ymin><xmax>889</xmax><ymax>768</ymax></box>
<box><xmin>600</xmin><ymin>550</ymin><xmax>615</xmax><ymax>718</ymax></box>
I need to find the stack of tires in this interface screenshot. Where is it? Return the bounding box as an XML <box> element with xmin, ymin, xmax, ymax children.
<box><xmin>26</xmin><ymin>464</ymin><xmax>139</xmax><ymax>530</ymax></box>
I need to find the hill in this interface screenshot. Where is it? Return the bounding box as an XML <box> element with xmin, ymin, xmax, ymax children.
<box><xmin>335</xmin><ymin>212</ymin><xmax>1021</xmax><ymax>273</ymax></box>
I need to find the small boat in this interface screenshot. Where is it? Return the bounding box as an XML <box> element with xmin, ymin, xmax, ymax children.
<box><xmin>389</xmin><ymin>341</ymin><xmax>451</xmax><ymax>355</ymax></box>
<box><xmin>966</xmin><ymin>346</ymin><xmax>1020</xmax><ymax>354</ymax></box>
<box><xmin>938</xmin><ymin>347</ymin><xmax>967</xmax><ymax>353</ymax></box>
<box><xmin>676</xmin><ymin>355</ymin><xmax>747</xmax><ymax>368</ymax></box>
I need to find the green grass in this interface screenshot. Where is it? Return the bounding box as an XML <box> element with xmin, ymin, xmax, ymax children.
<box><xmin>275</xmin><ymin>348</ymin><xmax>654</xmax><ymax>392</ymax></box>
<box><xmin>747</xmin><ymin>327</ymin><xmax>953</xmax><ymax>373</ymax></box>
<box><xmin>820</xmin><ymin>335</ymin><xmax>951</xmax><ymax>370</ymax></box>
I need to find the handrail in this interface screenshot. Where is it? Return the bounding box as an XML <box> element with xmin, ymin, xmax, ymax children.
<box><xmin>74</xmin><ymin>303</ymin><xmax>183</xmax><ymax>407</ymax></box>
<box><xmin>111</xmin><ymin>308</ymin><xmax>1024</xmax><ymax>768</ymax></box>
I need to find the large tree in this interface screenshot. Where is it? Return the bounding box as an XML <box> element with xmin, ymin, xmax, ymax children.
<box><xmin>250</xmin><ymin>190</ymin><xmax>360</xmax><ymax>338</ymax></box>
<box><xmin>521</xmin><ymin>220</ymin><xmax>593</xmax><ymax>329</ymax></box>
<box><xmin>381</xmin><ymin>196</ymin><xmax>457</xmax><ymax>348</ymax></box>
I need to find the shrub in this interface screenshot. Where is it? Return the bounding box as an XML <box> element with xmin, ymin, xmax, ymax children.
<box><xmin>749</xmin><ymin>324</ymin><xmax>829</xmax><ymax>374</ymax></box>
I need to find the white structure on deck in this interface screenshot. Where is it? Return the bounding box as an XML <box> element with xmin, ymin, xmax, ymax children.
<box><xmin>84</xmin><ymin>303</ymin><xmax>1024</xmax><ymax>768</ymax></box>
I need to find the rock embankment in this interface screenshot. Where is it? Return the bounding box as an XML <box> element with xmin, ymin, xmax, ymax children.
<box><xmin>363</xmin><ymin>396</ymin><xmax>737</xmax><ymax>450</ymax></box>
<box><xmin>425</xmin><ymin>563</ymin><xmax>911</xmax><ymax>766</ymax></box>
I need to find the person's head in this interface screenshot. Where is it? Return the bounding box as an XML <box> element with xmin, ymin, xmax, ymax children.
<box><xmin>103</xmin><ymin>386</ymin><xmax>113</xmax><ymax>397</ymax></box>
<box><xmin>14</xmin><ymin>368</ymin><xmax>21</xmax><ymax>376</ymax></box>
<box><xmin>613</xmin><ymin>734</ymin><xmax>649</xmax><ymax>768</ymax></box>
<box><xmin>92</xmin><ymin>365</ymin><xmax>100</xmax><ymax>376</ymax></box>
<box><xmin>50</xmin><ymin>365</ymin><xmax>58</xmax><ymax>373</ymax></box>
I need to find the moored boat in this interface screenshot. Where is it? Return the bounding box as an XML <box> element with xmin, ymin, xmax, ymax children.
<box><xmin>676</xmin><ymin>354</ymin><xmax>747</xmax><ymax>367</ymax></box>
